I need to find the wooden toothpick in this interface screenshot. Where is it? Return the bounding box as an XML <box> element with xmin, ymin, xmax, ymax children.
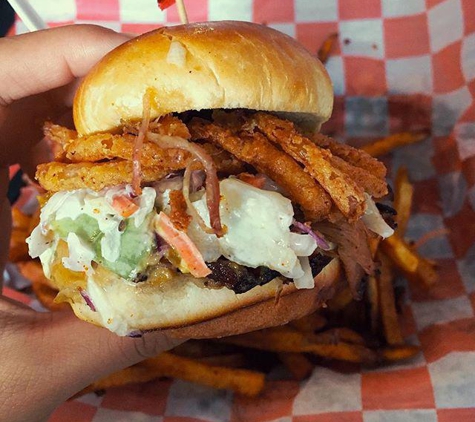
<box><xmin>176</xmin><ymin>0</ymin><xmax>189</xmax><ymax>24</ymax></box>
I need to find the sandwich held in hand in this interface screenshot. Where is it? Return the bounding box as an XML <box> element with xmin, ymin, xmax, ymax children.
<box><xmin>27</xmin><ymin>21</ymin><xmax>393</xmax><ymax>337</ymax></box>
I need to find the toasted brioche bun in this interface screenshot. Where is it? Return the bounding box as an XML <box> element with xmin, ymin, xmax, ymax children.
<box><xmin>74</xmin><ymin>21</ymin><xmax>333</xmax><ymax>136</ymax></box>
<box><xmin>53</xmin><ymin>258</ymin><xmax>341</xmax><ymax>338</ymax></box>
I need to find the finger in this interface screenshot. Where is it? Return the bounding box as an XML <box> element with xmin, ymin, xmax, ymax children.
<box><xmin>0</xmin><ymin>25</ymin><xmax>130</xmax><ymax>106</ymax></box>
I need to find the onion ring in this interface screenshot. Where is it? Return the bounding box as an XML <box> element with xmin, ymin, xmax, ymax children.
<box><xmin>36</xmin><ymin>160</ymin><xmax>169</xmax><ymax>192</ymax></box>
<box><xmin>189</xmin><ymin>119</ymin><xmax>332</xmax><ymax>221</ymax></box>
<box><xmin>253</xmin><ymin>113</ymin><xmax>366</xmax><ymax>222</ymax></box>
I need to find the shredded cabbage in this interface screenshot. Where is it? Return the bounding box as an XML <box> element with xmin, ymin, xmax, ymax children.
<box><xmin>362</xmin><ymin>193</ymin><xmax>394</xmax><ymax>239</ymax></box>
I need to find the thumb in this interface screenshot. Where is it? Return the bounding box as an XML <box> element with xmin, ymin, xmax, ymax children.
<box><xmin>0</xmin><ymin>299</ymin><xmax>185</xmax><ymax>422</ymax></box>
<box><xmin>45</xmin><ymin>310</ymin><xmax>186</xmax><ymax>390</ymax></box>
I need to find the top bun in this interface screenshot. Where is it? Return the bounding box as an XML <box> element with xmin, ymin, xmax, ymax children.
<box><xmin>74</xmin><ymin>21</ymin><xmax>333</xmax><ymax>135</ymax></box>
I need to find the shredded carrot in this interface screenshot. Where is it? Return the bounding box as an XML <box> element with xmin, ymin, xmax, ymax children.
<box><xmin>155</xmin><ymin>212</ymin><xmax>211</xmax><ymax>278</ymax></box>
<box><xmin>112</xmin><ymin>195</ymin><xmax>139</xmax><ymax>218</ymax></box>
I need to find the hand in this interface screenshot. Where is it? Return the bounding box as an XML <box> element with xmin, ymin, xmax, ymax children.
<box><xmin>0</xmin><ymin>25</ymin><xmax>184</xmax><ymax>422</ymax></box>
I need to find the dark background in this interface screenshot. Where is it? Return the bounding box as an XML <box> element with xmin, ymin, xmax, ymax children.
<box><xmin>0</xmin><ymin>0</ymin><xmax>15</xmax><ymax>36</ymax></box>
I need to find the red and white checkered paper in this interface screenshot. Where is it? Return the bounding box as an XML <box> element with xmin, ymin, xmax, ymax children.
<box><xmin>7</xmin><ymin>0</ymin><xmax>475</xmax><ymax>420</ymax></box>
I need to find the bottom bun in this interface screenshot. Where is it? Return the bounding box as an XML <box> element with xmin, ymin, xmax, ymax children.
<box><xmin>53</xmin><ymin>257</ymin><xmax>341</xmax><ymax>338</ymax></box>
<box><xmin>165</xmin><ymin>259</ymin><xmax>342</xmax><ymax>339</ymax></box>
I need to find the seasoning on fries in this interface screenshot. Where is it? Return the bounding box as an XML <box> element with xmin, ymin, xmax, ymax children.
<box><xmin>220</xmin><ymin>327</ymin><xmax>378</xmax><ymax>364</ymax></box>
<box><xmin>79</xmin><ymin>352</ymin><xmax>266</xmax><ymax>397</ymax></box>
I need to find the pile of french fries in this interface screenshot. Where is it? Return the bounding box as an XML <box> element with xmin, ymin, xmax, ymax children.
<box><xmin>8</xmin><ymin>133</ymin><xmax>438</xmax><ymax>398</ymax></box>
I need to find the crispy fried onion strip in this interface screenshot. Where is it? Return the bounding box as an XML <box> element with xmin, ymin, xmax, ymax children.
<box><xmin>62</xmin><ymin>133</ymin><xmax>245</xmax><ymax>175</ymax></box>
<box><xmin>36</xmin><ymin>160</ymin><xmax>169</xmax><ymax>192</ymax></box>
<box><xmin>190</xmin><ymin>119</ymin><xmax>332</xmax><ymax>221</ymax></box>
<box><xmin>147</xmin><ymin>133</ymin><xmax>224</xmax><ymax>237</ymax></box>
<box><xmin>126</xmin><ymin>114</ymin><xmax>191</xmax><ymax>139</ymax></box>
<box><xmin>326</xmin><ymin>155</ymin><xmax>388</xmax><ymax>198</ymax></box>
<box><xmin>169</xmin><ymin>189</ymin><xmax>192</xmax><ymax>232</ymax></box>
<box><xmin>253</xmin><ymin>113</ymin><xmax>366</xmax><ymax>221</ymax></box>
<box><xmin>312</xmin><ymin>133</ymin><xmax>387</xmax><ymax>179</ymax></box>
<box><xmin>44</xmin><ymin>122</ymin><xmax>77</xmax><ymax>147</ymax></box>
<box><xmin>200</xmin><ymin>143</ymin><xmax>246</xmax><ymax>175</ymax></box>
<box><xmin>35</xmin><ymin>143</ymin><xmax>244</xmax><ymax>193</ymax></box>
<box><xmin>43</xmin><ymin>122</ymin><xmax>78</xmax><ymax>161</ymax></box>
<box><xmin>64</xmin><ymin>133</ymin><xmax>191</xmax><ymax>166</ymax></box>
<box><xmin>132</xmin><ymin>92</ymin><xmax>152</xmax><ymax>194</ymax></box>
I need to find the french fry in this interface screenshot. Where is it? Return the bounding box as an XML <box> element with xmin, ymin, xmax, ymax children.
<box><xmin>325</xmin><ymin>286</ymin><xmax>353</xmax><ymax>312</ymax></box>
<box><xmin>17</xmin><ymin>260</ymin><xmax>51</xmax><ymax>287</ymax></box>
<box><xmin>367</xmin><ymin>275</ymin><xmax>380</xmax><ymax>335</ymax></box>
<box><xmin>289</xmin><ymin>312</ymin><xmax>327</xmax><ymax>333</ymax></box>
<box><xmin>394</xmin><ymin>167</ymin><xmax>413</xmax><ymax>236</ymax></box>
<box><xmin>198</xmin><ymin>354</ymin><xmax>247</xmax><ymax>369</ymax></box>
<box><xmin>80</xmin><ymin>352</ymin><xmax>265</xmax><ymax>397</ymax></box>
<box><xmin>406</xmin><ymin>257</ymin><xmax>438</xmax><ymax>287</ymax></box>
<box><xmin>221</xmin><ymin>327</ymin><xmax>377</xmax><ymax>364</ymax></box>
<box><xmin>381</xmin><ymin>233</ymin><xmax>438</xmax><ymax>287</ymax></box>
<box><xmin>317</xmin><ymin>33</ymin><xmax>338</xmax><ymax>64</ymax></box>
<box><xmin>17</xmin><ymin>261</ymin><xmax>67</xmax><ymax>311</ymax></box>
<box><xmin>144</xmin><ymin>353</ymin><xmax>265</xmax><ymax>396</ymax></box>
<box><xmin>313</xmin><ymin>328</ymin><xmax>366</xmax><ymax>346</ymax></box>
<box><xmin>11</xmin><ymin>207</ymin><xmax>31</xmax><ymax>230</ymax></box>
<box><xmin>9</xmin><ymin>228</ymin><xmax>29</xmax><ymax>262</ymax></box>
<box><xmin>381</xmin><ymin>233</ymin><xmax>419</xmax><ymax>274</ymax></box>
<box><xmin>31</xmin><ymin>278</ymin><xmax>67</xmax><ymax>312</ymax></box>
<box><xmin>381</xmin><ymin>345</ymin><xmax>420</xmax><ymax>362</ymax></box>
<box><xmin>10</xmin><ymin>208</ymin><xmax>32</xmax><ymax>262</ymax></box>
<box><xmin>361</xmin><ymin>131</ymin><xmax>429</xmax><ymax>157</ymax></box>
<box><xmin>77</xmin><ymin>364</ymin><xmax>154</xmax><ymax>397</ymax></box>
<box><xmin>172</xmin><ymin>339</ymin><xmax>235</xmax><ymax>359</ymax></box>
<box><xmin>278</xmin><ymin>353</ymin><xmax>314</xmax><ymax>380</ymax></box>
<box><xmin>28</xmin><ymin>207</ymin><xmax>41</xmax><ymax>236</ymax></box>
<box><xmin>377</xmin><ymin>252</ymin><xmax>404</xmax><ymax>346</ymax></box>
<box><xmin>368</xmin><ymin>235</ymin><xmax>382</xmax><ymax>259</ymax></box>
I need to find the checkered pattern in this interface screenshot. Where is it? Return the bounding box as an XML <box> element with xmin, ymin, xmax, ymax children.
<box><xmin>7</xmin><ymin>0</ymin><xmax>475</xmax><ymax>420</ymax></box>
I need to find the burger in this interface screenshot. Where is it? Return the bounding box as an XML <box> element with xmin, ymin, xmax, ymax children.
<box><xmin>27</xmin><ymin>21</ymin><xmax>393</xmax><ymax>338</ymax></box>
